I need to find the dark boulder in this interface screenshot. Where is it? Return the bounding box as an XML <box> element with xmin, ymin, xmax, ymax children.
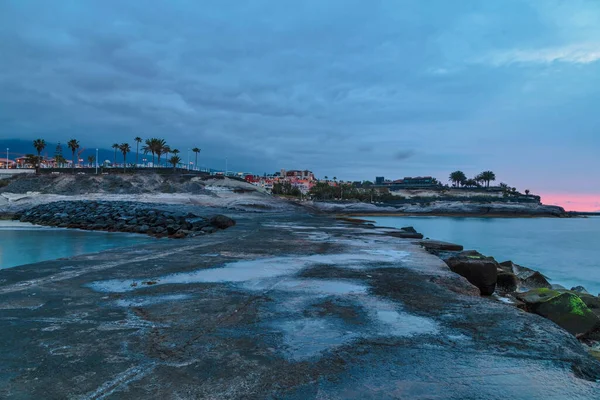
<box><xmin>496</xmin><ymin>270</ymin><xmax>518</xmax><ymax>293</ymax></box>
<box><xmin>209</xmin><ymin>215</ymin><xmax>236</xmax><ymax>229</ymax></box>
<box><xmin>418</xmin><ymin>240</ymin><xmax>463</xmax><ymax>252</ymax></box>
<box><xmin>499</xmin><ymin>261</ymin><xmax>551</xmax><ymax>290</ymax></box>
<box><xmin>386</xmin><ymin>231</ymin><xmax>424</xmax><ymax>239</ymax></box>
<box><xmin>516</xmin><ymin>289</ymin><xmax>600</xmax><ymax>337</ymax></box>
<box><xmin>445</xmin><ymin>251</ymin><xmax>498</xmax><ymax>295</ymax></box>
<box><xmin>401</xmin><ymin>226</ymin><xmax>418</xmax><ymax>234</ymax></box>
<box><xmin>571</xmin><ymin>286</ymin><xmax>589</xmax><ymax>294</ymax></box>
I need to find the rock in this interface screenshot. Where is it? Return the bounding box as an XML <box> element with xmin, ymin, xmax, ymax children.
<box><xmin>209</xmin><ymin>215</ymin><xmax>236</xmax><ymax>229</ymax></box>
<box><xmin>516</xmin><ymin>289</ymin><xmax>600</xmax><ymax>337</ymax></box>
<box><xmin>496</xmin><ymin>270</ymin><xmax>518</xmax><ymax>292</ymax></box>
<box><xmin>571</xmin><ymin>286</ymin><xmax>589</xmax><ymax>294</ymax></box>
<box><xmin>401</xmin><ymin>226</ymin><xmax>418</xmax><ymax>234</ymax></box>
<box><xmin>445</xmin><ymin>251</ymin><xmax>498</xmax><ymax>296</ymax></box>
<box><xmin>418</xmin><ymin>240</ymin><xmax>463</xmax><ymax>252</ymax></box>
<box><xmin>577</xmin><ymin>293</ymin><xmax>600</xmax><ymax>310</ymax></box>
<box><xmin>551</xmin><ymin>284</ymin><xmax>567</xmax><ymax>290</ymax></box>
<box><xmin>386</xmin><ymin>231</ymin><xmax>424</xmax><ymax>239</ymax></box>
<box><xmin>17</xmin><ymin>200</ymin><xmax>235</xmax><ymax>239</ymax></box>
<box><xmin>499</xmin><ymin>261</ymin><xmax>551</xmax><ymax>290</ymax></box>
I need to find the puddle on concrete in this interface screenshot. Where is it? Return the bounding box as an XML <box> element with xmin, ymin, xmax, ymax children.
<box><xmin>278</xmin><ymin>318</ymin><xmax>359</xmax><ymax>360</ymax></box>
<box><xmin>114</xmin><ymin>294</ymin><xmax>192</xmax><ymax>307</ymax></box>
<box><xmin>87</xmin><ymin>237</ymin><xmax>440</xmax><ymax>362</ymax></box>
<box><xmin>88</xmin><ymin>250</ymin><xmax>409</xmax><ymax>294</ymax></box>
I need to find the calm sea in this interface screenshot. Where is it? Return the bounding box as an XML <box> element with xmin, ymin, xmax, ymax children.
<box><xmin>370</xmin><ymin>216</ymin><xmax>600</xmax><ymax>295</ymax></box>
<box><xmin>0</xmin><ymin>221</ymin><xmax>154</xmax><ymax>269</ymax></box>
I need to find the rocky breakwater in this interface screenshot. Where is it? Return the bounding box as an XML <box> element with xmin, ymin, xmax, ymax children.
<box><xmin>432</xmin><ymin>247</ymin><xmax>600</xmax><ymax>342</ymax></box>
<box><xmin>15</xmin><ymin>201</ymin><xmax>236</xmax><ymax>239</ymax></box>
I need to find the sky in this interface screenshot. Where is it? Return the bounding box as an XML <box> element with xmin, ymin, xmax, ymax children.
<box><xmin>1</xmin><ymin>0</ymin><xmax>599</xmax><ymax>211</ymax></box>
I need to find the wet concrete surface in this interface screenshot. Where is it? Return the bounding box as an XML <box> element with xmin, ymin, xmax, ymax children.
<box><xmin>1</xmin><ymin>209</ymin><xmax>599</xmax><ymax>399</ymax></box>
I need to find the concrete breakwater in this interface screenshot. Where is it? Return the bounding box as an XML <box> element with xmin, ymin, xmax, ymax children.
<box><xmin>15</xmin><ymin>200</ymin><xmax>236</xmax><ymax>238</ymax></box>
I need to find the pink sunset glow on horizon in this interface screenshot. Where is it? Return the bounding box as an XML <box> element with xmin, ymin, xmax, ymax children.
<box><xmin>541</xmin><ymin>193</ymin><xmax>600</xmax><ymax>212</ymax></box>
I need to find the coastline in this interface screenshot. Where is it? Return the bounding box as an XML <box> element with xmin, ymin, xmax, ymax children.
<box><xmin>338</xmin><ymin>212</ymin><xmax>566</xmax><ymax>218</ymax></box>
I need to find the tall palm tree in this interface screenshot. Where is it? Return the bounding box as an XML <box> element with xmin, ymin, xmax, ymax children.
<box><xmin>169</xmin><ymin>155</ymin><xmax>181</xmax><ymax>172</ymax></box>
<box><xmin>134</xmin><ymin>137</ymin><xmax>142</xmax><ymax>167</ymax></box>
<box><xmin>32</xmin><ymin>139</ymin><xmax>46</xmax><ymax>174</ymax></box>
<box><xmin>163</xmin><ymin>145</ymin><xmax>171</xmax><ymax>166</ymax></box>
<box><xmin>154</xmin><ymin>139</ymin><xmax>167</xmax><ymax>167</ymax></box>
<box><xmin>449</xmin><ymin>171</ymin><xmax>467</xmax><ymax>187</ymax></box>
<box><xmin>67</xmin><ymin>139</ymin><xmax>80</xmax><ymax>174</ymax></box>
<box><xmin>142</xmin><ymin>138</ymin><xmax>155</xmax><ymax>165</ymax></box>
<box><xmin>192</xmin><ymin>147</ymin><xmax>201</xmax><ymax>171</ymax></box>
<box><xmin>119</xmin><ymin>143</ymin><xmax>131</xmax><ymax>173</ymax></box>
<box><xmin>479</xmin><ymin>171</ymin><xmax>496</xmax><ymax>188</ymax></box>
<box><xmin>111</xmin><ymin>143</ymin><xmax>119</xmax><ymax>167</ymax></box>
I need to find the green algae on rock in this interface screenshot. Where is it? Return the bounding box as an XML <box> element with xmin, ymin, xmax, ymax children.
<box><xmin>517</xmin><ymin>288</ymin><xmax>600</xmax><ymax>337</ymax></box>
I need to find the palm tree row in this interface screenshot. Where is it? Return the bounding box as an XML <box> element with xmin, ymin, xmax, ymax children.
<box><xmin>449</xmin><ymin>170</ymin><xmax>496</xmax><ymax>188</ymax></box>
<box><xmin>31</xmin><ymin>137</ymin><xmax>202</xmax><ymax>173</ymax></box>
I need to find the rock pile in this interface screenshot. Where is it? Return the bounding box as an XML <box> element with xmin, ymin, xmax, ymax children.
<box><xmin>16</xmin><ymin>201</ymin><xmax>235</xmax><ymax>239</ymax></box>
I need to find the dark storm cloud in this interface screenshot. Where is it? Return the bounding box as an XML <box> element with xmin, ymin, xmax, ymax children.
<box><xmin>1</xmin><ymin>0</ymin><xmax>600</xmax><ymax>196</ymax></box>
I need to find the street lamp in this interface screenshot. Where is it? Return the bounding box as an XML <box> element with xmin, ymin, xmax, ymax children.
<box><xmin>95</xmin><ymin>148</ymin><xmax>98</xmax><ymax>174</ymax></box>
<box><xmin>5</xmin><ymin>148</ymin><xmax>8</xmax><ymax>169</ymax></box>
<box><xmin>187</xmin><ymin>148</ymin><xmax>190</xmax><ymax>170</ymax></box>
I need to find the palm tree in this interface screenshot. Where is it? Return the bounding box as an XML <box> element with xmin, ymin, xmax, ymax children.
<box><xmin>154</xmin><ymin>139</ymin><xmax>167</xmax><ymax>166</ymax></box>
<box><xmin>169</xmin><ymin>155</ymin><xmax>181</xmax><ymax>172</ymax></box>
<box><xmin>163</xmin><ymin>145</ymin><xmax>171</xmax><ymax>165</ymax></box>
<box><xmin>525</xmin><ymin>189</ymin><xmax>530</xmax><ymax>196</ymax></box>
<box><xmin>449</xmin><ymin>171</ymin><xmax>467</xmax><ymax>187</ymax></box>
<box><xmin>192</xmin><ymin>147</ymin><xmax>201</xmax><ymax>170</ymax></box>
<box><xmin>134</xmin><ymin>137</ymin><xmax>142</xmax><ymax>167</ymax></box>
<box><xmin>111</xmin><ymin>143</ymin><xmax>119</xmax><ymax>167</ymax></box>
<box><xmin>479</xmin><ymin>171</ymin><xmax>496</xmax><ymax>188</ymax></box>
<box><xmin>67</xmin><ymin>139</ymin><xmax>80</xmax><ymax>174</ymax></box>
<box><xmin>324</xmin><ymin>176</ymin><xmax>328</xmax><ymax>181</ymax></box>
<box><xmin>142</xmin><ymin>138</ymin><xmax>155</xmax><ymax>165</ymax></box>
<box><xmin>87</xmin><ymin>155</ymin><xmax>95</xmax><ymax>167</ymax></box>
<box><xmin>32</xmin><ymin>139</ymin><xmax>46</xmax><ymax>174</ymax></box>
<box><xmin>119</xmin><ymin>143</ymin><xmax>131</xmax><ymax>172</ymax></box>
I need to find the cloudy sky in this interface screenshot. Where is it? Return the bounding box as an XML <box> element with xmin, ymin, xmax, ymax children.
<box><xmin>1</xmin><ymin>0</ymin><xmax>599</xmax><ymax>210</ymax></box>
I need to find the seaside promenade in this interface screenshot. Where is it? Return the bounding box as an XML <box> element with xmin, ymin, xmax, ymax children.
<box><xmin>1</xmin><ymin>207</ymin><xmax>599</xmax><ymax>398</ymax></box>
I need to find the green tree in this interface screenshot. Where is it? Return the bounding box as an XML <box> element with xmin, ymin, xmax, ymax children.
<box><xmin>119</xmin><ymin>143</ymin><xmax>131</xmax><ymax>172</ymax></box>
<box><xmin>87</xmin><ymin>155</ymin><xmax>95</xmax><ymax>167</ymax></box>
<box><xmin>169</xmin><ymin>155</ymin><xmax>181</xmax><ymax>171</ymax></box>
<box><xmin>111</xmin><ymin>143</ymin><xmax>119</xmax><ymax>166</ymax></box>
<box><xmin>67</xmin><ymin>139</ymin><xmax>80</xmax><ymax>173</ymax></box>
<box><xmin>134</xmin><ymin>137</ymin><xmax>142</xmax><ymax>167</ymax></box>
<box><xmin>449</xmin><ymin>171</ymin><xmax>467</xmax><ymax>187</ymax></box>
<box><xmin>525</xmin><ymin>189</ymin><xmax>530</xmax><ymax>196</ymax></box>
<box><xmin>32</xmin><ymin>139</ymin><xmax>46</xmax><ymax>174</ymax></box>
<box><xmin>192</xmin><ymin>147</ymin><xmax>201</xmax><ymax>170</ymax></box>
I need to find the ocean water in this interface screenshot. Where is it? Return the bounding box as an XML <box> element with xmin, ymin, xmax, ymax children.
<box><xmin>0</xmin><ymin>221</ymin><xmax>154</xmax><ymax>269</ymax></box>
<box><xmin>370</xmin><ymin>216</ymin><xmax>600</xmax><ymax>295</ymax></box>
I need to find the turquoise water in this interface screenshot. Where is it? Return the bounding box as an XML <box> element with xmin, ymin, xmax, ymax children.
<box><xmin>0</xmin><ymin>221</ymin><xmax>154</xmax><ymax>269</ymax></box>
<box><xmin>370</xmin><ymin>216</ymin><xmax>600</xmax><ymax>295</ymax></box>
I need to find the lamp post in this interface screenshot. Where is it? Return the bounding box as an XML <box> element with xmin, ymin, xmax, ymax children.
<box><xmin>5</xmin><ymin>148</ymin><xmax>8</xmax><ymax>169</ymax></box>
<box><xmin>187</xmin><ymin>148</ymin><xmax>190</xmax><ymax>170</ymax></box>
<box><xmin>95</xmin><ymin>148</ymin><xmax>99</xmax><ymax>174</ymax></box>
